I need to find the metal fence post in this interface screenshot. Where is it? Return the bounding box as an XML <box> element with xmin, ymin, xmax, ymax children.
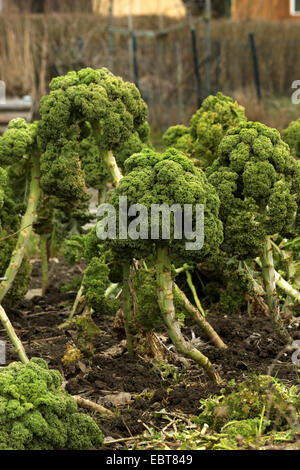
<box><xmin>249</xmin><ymin>32</ymin><xmax>262</xmax><ymax>100</ymax></box>
<box><xmin>191</xmin><ymin>25</ymin><xmax>202</xmax><ymax>108</ymax></box>
<box><xmin>205</xmin><ymin>0</ymin><xmax>212</xmax><ymax>97</ymax></box>
<box><xmin>132</xmin><ymin>33</ymin><xmax>139</xmax><ymax>89</ymax></box>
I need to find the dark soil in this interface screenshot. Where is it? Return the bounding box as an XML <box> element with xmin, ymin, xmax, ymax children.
<box><xmin>1</xmin><ymin>258</ymin><xmax>300</xmax><ymax>448</ymax></box>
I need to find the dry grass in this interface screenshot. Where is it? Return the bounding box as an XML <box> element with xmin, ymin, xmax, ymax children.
<box><xmin>0</xmin><ymin>14</ymin><xmax>299</xmax><ymax>130</ymax></box>
<box><xmin>232</xmin><ymin>88</ymin><xmax>300</xmax><ymax>131</ymax></box>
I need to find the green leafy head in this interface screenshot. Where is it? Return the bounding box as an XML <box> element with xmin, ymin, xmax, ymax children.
<box><xmin>38</xmin><ymin>67</ymin><xmax>148</xmax><ymax>201</ymax></box>
<box><xmin>0</xmin><ymin>358</ymin><xmax>103</xmax><ymax>450</ymax></box>
<box><xmin>163</xmin><ymin>124</ymin><xmax>192</xmax><ymax>155</ymax></box>
<box><xmin>189</xmin><ymin>92</ymin><xmax>246</xmax><ymax>167</ymax></box>
<box><xmin>114</xmin><ymin>121</ymin><xmax>153</xmax><ymax>170</ymax></box>
<box><xmin>0</xmin><ymin>119</ymin><xmax>38</xmax><ymax>166</ymax></box>
<box><xmin>208</xmin><ymin>121</ymin><xmax>300</xmax><ymax>258</ymax></box>
<box><xmin>39</xmin><ymin>67</ymin><xmax>148</xmax><ymax>151</ymax></box>
<box><xmin>100</xmin><ymin>147</ymin><xmax>223</xmax><ymax>264</ymax></box>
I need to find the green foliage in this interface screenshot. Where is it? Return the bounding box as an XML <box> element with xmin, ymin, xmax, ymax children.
<box><xmin>197</xmin><ymin>375</ymin><xmax>300</xmax><ymax>432</ymax></box>
<box><xmin>0</xmin><ymin>169</ymin><xmax>32</xmax><ymax>306</ymax></box>
<box><xmin>61</xmin><ymin>276</ymin><xmax>82</xmax><ymax>294</ymax></box>
<box><xmin>38</xmin><ymin>67</ymin><xmax>148</xmax><ymax>202</ymax></box>
<box><xmin>82</xmin><ymin>257</ymin><xmax>120</xmax><ymax>315</ymax></box>
<box><xmin>0</xmin><ymin>177</ymin><xmax>5</xmax><ymax>231</ymax></box>
<box><xmin>278</xmin><ymin>237</ymin><xmax>300</xmax><ymax>278</ymax></box>
<box><xmin>207</xmin><ymin>121</ymin><xmax>300</xmax><ymax>259</ymax></box>
<box><xmin>84</xmin><ymin>228</ymin><xmax>123</xmax><ymax>280</ymax></box>
<box><xmin>163</xmin><ymin>93</ymin><xmax>246</xmax><ymax>168</ymax></box>
<box><xmin>189</xmin><ymin>93</ymin><xmax>246</xmax><ymax>167</ymax></box>
<box><xmin>62</xmin><ymin>235</ymin><xmax>86</xmax><ymax>265</ymax></box>
<box><xmin>163</xmin><ymin>125</ymin><xmax>192</xmax><ymax>154</ymax></box>
<box><xmin>34</xmin><ymin>190</ymin><xmax>92</xmax><ymax>261</ymax></box>
<box><xmin>220</xmin><ymin>417</ymin><xmax>265</xmax><ymax>439</ymax></box>
<box><xmin>79</xmin><ymin>130</ymin><xmax>110</xmax><ymax>190</ymax></box>
<box><xmin>133</xmin><ymin>267</ymin><xmax>164</xmax><ymax>330</ymax></box>
<box><xmin>133</xmin><ymin>414</ymin><xmax>297</xmax><ymax>450</ymax></box>
<box><xmin>33</xmin><ymin>194</ymin><xmax>54</xmax><ymax>236</ymax></box>
<box><xmin>84</xmin><ymin>227</ymin><xmax>102</xmax><ymax>262</ymax></box>
<box><xmin>0</xmin><ymin>118</ymin><xmax>38</xmax><ymax>167</ymax></box>
<box><xmin>0</xmin><ymin>358</ymin><xmax>103</xmax><ymax>450</ymax></box>
<box><xmin>2</xmin><ymin>257</ymin><xmax>32</xmax><ymax>308</ymax></box>
<box><xmin>39</xmin><ymin>136</ymin><xmax>87</xmax><ymax>202</ymax></box>
<box><xmin>43</xmin><ymin>194</ymin><xmax>93</xmax><ymax>257</ymax></box>
<box><xmin>115</xmin><ymin>121</ymin><xmax>153</xmax><ymax>169</ymax></box>
<box><xmin>104</xmin><ymin>147</ymin><xmax>223</xmax><ymax>264</ymax></box>
<box><xmin>0</xmin><ymin>118</ymin><xmax>40</xmax><ymax>226</ymax></box>
<box><xmin>195</xmin><ymin>253</ymin><xmax>264</xmax><ymax>315</ymax></box>
<box><xmin>0</xmin><ymin>114</ymin><xmax>93</xmax><ymax>275</ymax></box>
<box><xmin>219</xmin><ymin>288</ymin><xmax>246</xmax><ymax>316</ymax></box>
<box><xmin>220</xmin><ymin>257</ymin><xmax>265</xmax><ymax>314</ymax></box>
<box><xmin>282</xmin><ymin>118</ymin><xmax>300</xmax><ymax>158</ymax></box>
<box><xmin>73</xmin><ymin>314</ymin><xmax>100</xmax><ymax>356</ymax></box>
<box><xmin>0</xmin><ymin>168</ymin><xmax>10</xmax><ymax>230</ymax></box>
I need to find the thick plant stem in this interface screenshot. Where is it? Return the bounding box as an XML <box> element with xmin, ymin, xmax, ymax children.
<box><xmin>274</xmin><ymin>271</ymin><xmax>300</xmax><ymax>304</ymax></box>
<box><xmin>63</xmin><ymin>281</ymin><xmax>119</xmax><ymax>328</ymax></box>
<box><xmin>103</xmin><ymin>150</ymin><xmax>123</xmax><ymax>187</ymax></box>
<box><xmin>122</xmin><ymin>262</ymin><xmax>134</xmax><ymax>355</ymax></box>
<box><xmin>261</xmin><ymin>237</ymin><xmax>292</xmax><ymax>344</ymax></box>
<box><xmin>92</xmin><ymin>127</ymin><xmax>123</xmax><ymax>186</ymax></box>
<box><xmin>174</xmin><ymin>283</ymin><xmax>227</xmax><ymax>349</ymax></box>
<box><xmin>0</xmin><ymin>305</ymin><xmax>29</xmax><ymax>364</ymax></box>
<box><xmin>40</xmin><ymin>234</ymin><xmax>49</xmax><ymax>296</ymax></box>
<box><xmin>255</xmin><ymin>258</ymin><xmax>300</xmax><ymax>302</ymax></box>
<box><xmin>105</xmin><ymin>283</ymin><xmax>119</xmax><ymax>298</ymax></box>
<box><xmin>0</xmin><ymin>154</ymin><xmax>40</xmax><ymax>304</ymax></box>
<box><xmin>185</xmin><ymin>270</ymin><xmax>206</xmax><ymax>317</ymax></box>
<box><xmin>67</xmin><ymin>283</ymin><xmax>85</xmax><ymax>323</ymax></box>
<box><xmin>73</xmin><ymin>395</ymin><xmax>114</xmax><ymax>417</ymax></box>
<box><xmin>156</xmin><ymin>246</ymin><xmax>222</xmax><ymax>384</ymax></box>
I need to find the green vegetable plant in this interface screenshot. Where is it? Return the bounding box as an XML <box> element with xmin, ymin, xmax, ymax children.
<box><xmin>282</xmin><ymin>118</ymin><xmax>300</xmax><ymax>159</ymax></box>
<box><xmin>101</xmin><ymin>147</ymin><xmax>225</xmax><ymax>382</ymax></box>
<box><xmin>163</xmin><ymin>125</ymin><xmax>191</xmax><ymax>154</ymax></box>
<box><xmin>36</xmin><ymin>67</ymin><xmax>149</xmax><ymax>305</ymax></box>
<box><xmin>189</xmin><ymin>93</ymin><xmax>246</xmax><ymax>167</ymax></box>
<box><xmin>207</xmin><ymin>121</ymin><xmax>300</xmax><ymax>342</ymax></box>
<box><xmin>265</xmin><ymin>237</ymin><xmax>300</xmax><ymax>315</ymax></box>
<box><xmin>163</xmin><ymin>93</ymin><xmax>247</xmax><ymax>167</ymax></box>
<box><xmin>0</xmin><ymin>358</ymin><xmax>103</xmax><ymax>450</ymax></box>
<box><xmin>0</xmin><ymin>117</ymin><xmax>89</xmax><ymax>302</ymax></box>
<box><xmin>0</xmin><ymin>165</ymin><xmax>33</xmax><ymax>363</ymax></box>
<box><xmin>0</xmin><ymin>66</ymin><xmax>149</xmax><ymax>361</ymax></box>
<box><xmin>0</xmin><ymin>117</ymin><xmax>94</xmax><ymax>301</ymax></box>
<box><xmin>0</xmin><ymin>170</ymin><xmax>32</xmax><ymax>309</ymax></box>
<box><xmin>38</xmin><ymin>67</ymin><xmax>148</xmax><ymax>190</ymax></box>
<box><xmin>36</xmin><ymin>67</ymin><xmax>152</xmax><ymax>328</ymax></box>
<box><xmin>197</xmin><ymin>375</ymin><xmax>300</xmax><ymax>433</ymax></box>
<box><xmin>114</xmin><ymin>121</ymin><xmax>153</xmax><ymax>171</ymax></box>
<box><xmin>61</xmin><ymin>230</ymin><xmax>121</xmax><ymax>327</ymax></box>
<box><xmin>34</xmin><ymin>192</ymin><xmax>92</xmax><ymax>295</ymax></box>
<box><xmin>0</xmin><ymin>119</ymin><xmax>40</xmax><ymax>305</ymax></box>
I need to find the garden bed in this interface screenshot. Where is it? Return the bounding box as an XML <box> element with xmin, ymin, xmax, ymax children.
<box><xmin>1</xmin><ymin>258</ymin><xmax>300</xmax><ymax>450</ymax></box>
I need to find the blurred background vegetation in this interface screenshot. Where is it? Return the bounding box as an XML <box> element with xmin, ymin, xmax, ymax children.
<box><xmin>0</xmin><ymin>1</ymin><xmax>299</xmax><ymax>136</ymax></box>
